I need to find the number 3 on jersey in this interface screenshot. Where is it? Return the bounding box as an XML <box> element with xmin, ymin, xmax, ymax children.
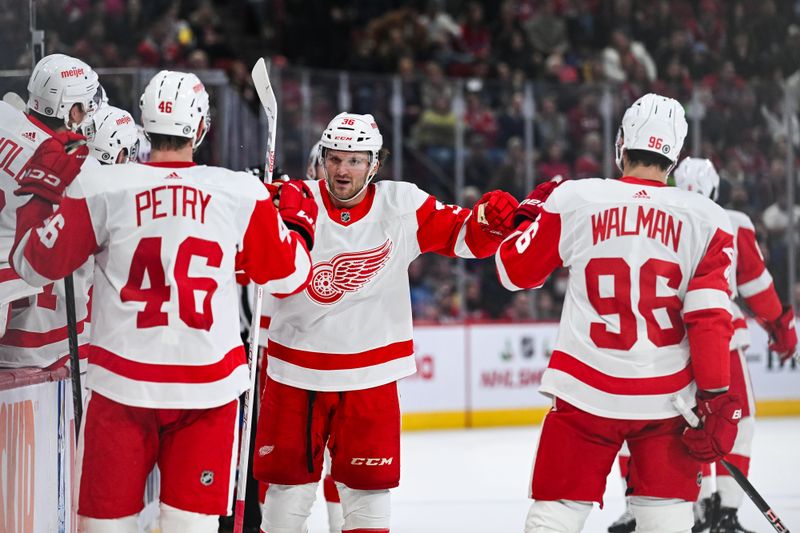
<box><xmin>121</xmin><ymin>236</ymin><xmax>222</xmax><ymax>331</ymax></box>
<box><xmin>585</xmin><ymin>257</ymin><xmax>684</xmax><ymax>350</ymax></box>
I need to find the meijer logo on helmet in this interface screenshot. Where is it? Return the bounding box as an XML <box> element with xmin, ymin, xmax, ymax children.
<box><xmin>115</xmin><ymin>116</ymin><xmax>132</xmax><ymax>126</ymax></box>
<box><xmin>60</xmin><ymin>67</ymin><xmax>85</xmax><ymax>79</ymax></box>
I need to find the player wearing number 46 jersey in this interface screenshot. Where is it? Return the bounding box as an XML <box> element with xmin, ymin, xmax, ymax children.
<box><xmin>497</xmin><ymin>94</ymin><xmax>741</xmax><ymax>533</ymax></box>
<box><xmin>11</xmin><ymin>70</ymin><xmax>315</xmax><ymax>533</ymax></box>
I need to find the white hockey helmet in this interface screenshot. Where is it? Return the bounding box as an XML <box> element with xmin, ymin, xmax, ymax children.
<box><xmin>615</xmin><ymin>93</ymin><xmax>687</xmax><ymax>173</ymax></box>
<box><xmin>673</xmin><ymin>157</ymin><xmax>720</xmax><ymax>202</ymax></box>
<box><xmin>84</xmin><ymin>105</ymin><xmax>140</xmax><ymax>164</ymax></box>
<box><xmin>318</xmin><ymin>112</ymin><xmax>383</xmax><ymax>201</ymax></box>
<box><xmin>27</xmin><ymin>54</ymin><xmax>101</xmax><ymax>130</ymax></box>
<box><xmin>306</xmin><ymin>140</ymin><xmax>323</xmax><ymax>179</ymax></box>
<box><xmin>139</xmin><ymin>70</ymin><xmax>210</xmax><ymax>150</ymax></box>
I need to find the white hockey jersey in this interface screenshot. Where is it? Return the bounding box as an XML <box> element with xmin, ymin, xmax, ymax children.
<box><xmin>0</xmin><ymin>101</ymin><xmax>98</xmax><ymax>362</ymax></box>
<box><xmin>266</xmin><ymin>179</ymin><xmax>502</xmax><ymax>391</ymax></box>
<box><xmin>0</xmin><ymin>101</ymin><xmax>55</xmax><ymax>306</ymax></box>
<box><xmin>725</xmin><ymin>209</ymin><xmax>783</xmax><ymax>350</ymax></box>
<box><xmin>497</xmin><ymin>177</ymin><xmax>734</xmax><ymax>419</ymax></box>
<box><xmin>12</xmin><ymin>162</ymin><xmax>312</xmax><ymax>408</ymax></box>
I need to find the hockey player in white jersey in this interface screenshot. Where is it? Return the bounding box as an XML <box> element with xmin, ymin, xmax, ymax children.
<box><xmin>496</xmin><ymin>94</ymin><xmax>741</xmax><ymax>533</ymax></box>
<box><xmin>0</xmin><ymin>105</ymin><xmax>140</xmax><ymax>371</ymax></box>
<box><xmin>610</xmin><ymin>158</ymin><xmax>798</xmax><ymax>533</ymax></box>
<box><xmin>253</xmin><ymin>112</ymin><xmax>519</xmax><ymax>533</ymax></box>
<box><xmin>0</xmin><ymin>53</ymin><xmax>100</xmax><ymax>352</ymax></box>
<box><xmin>10</xmin><ymin>70</ymin><xmax>316</xmax><ymax>533</ymax></box>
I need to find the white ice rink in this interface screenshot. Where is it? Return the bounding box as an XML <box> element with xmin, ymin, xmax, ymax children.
<box><xmin>305</xmin><ymin>418</ymin><xmax>800</xmax><ymax>533</ymax></box>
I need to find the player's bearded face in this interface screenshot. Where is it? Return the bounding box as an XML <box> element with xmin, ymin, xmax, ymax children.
<box><xmin>324</xmin><ymin>149</ymin><xmax>372</xmax><ymax>201</ymax></box>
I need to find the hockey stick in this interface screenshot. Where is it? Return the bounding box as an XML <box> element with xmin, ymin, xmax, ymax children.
<box><xmin>232</xmin><ymin>57</ymin><xmax>277</xmax><ymax>533</ymax></box>
<box><xmin>671</xmin><ymin>395</ymin><xmax>791</xmax><ymax>532</ymax></box>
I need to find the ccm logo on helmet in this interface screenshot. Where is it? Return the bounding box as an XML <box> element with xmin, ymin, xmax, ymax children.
<box><xmin>60</xmin><ymin>67</ymin><xmax>85</xmax><ymax>79</ymax></box>
<box><xmin>334</xmin><ymin>136</ymin><xmax>353</xmax><ymax>141</ymax></box>
<box><xmin>116</xmin><ymin>116</ymin><xmax>132</xmax><ymax>126</ymax></box>
<box><xmin>351</xmin><ymin>457</ymin><xmax>393</xmax><ymax>466</ymax></box>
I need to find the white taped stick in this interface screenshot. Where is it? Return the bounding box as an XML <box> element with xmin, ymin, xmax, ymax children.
<box><xmin>671</xmin><ymin>394</ymin><xmax>700</xmax><ymax>428</ymax></box>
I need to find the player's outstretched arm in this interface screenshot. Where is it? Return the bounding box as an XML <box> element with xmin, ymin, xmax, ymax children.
<box><xmin>235</xmin><ymin>182</ymin><xmax>315</xmax><ymax>296</ymax></box>
<box><xmin>495</xmin><ymin>210</ymin><xmax>562</xmax><ymax>291</ymax></box>
<box><xmin>735</xmin><ymin>222</ymin><xmax>798</xmax><ymax>362</ymax></box>
<box><xmin>415</xmin><ymin>190</ymin><xmax>518</xmax><ymax>259</ymax></box>
<box><xmin>10</xmin><ymin>134</ymin><xmax>97</xmax><ymax>287</ymax></box>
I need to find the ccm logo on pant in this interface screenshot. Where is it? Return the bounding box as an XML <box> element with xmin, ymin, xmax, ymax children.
<box><xmin>351</xmin><ymin>457</ymin><xmax>393</xmax><ymax>466</ymax></box>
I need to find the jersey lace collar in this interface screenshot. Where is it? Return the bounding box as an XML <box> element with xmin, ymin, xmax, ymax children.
<box><xmin>318</xmin><ymin>180</ymin><xmax>376</xmax><ymax>226</ymax></box>
<box><xmin>142</xmin><ymin>161</ymin><xmax>197</xmax><ymax>168</ymax></box>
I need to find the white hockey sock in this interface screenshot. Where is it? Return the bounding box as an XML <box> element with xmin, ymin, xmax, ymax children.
<box><xmin>524</xmin><ymin>500</ymin><xmax>593</xmax><ymax>533</ymax></box>
<box><xmin>159</xmin><ymin>503</ymin><xmax>218</xmax><ymax>533</ymax></box>
<box><xmin>336</xmin><ymin>482</ymin><xmax>390</xmax><ymax>532</ymax></box>
<box><xmin>78</xmin><ymin>514</ymin><xmax>139</xmax><ymax>533</ymax></box>
<box><xmin>630</xmin><ymin>496</ymin><xmax>692</xmax><ymax>533</ymax></box>
<box><xmin>260</xmin><ymin>482</ymin><xmax>318</xmax><ymax>533</ymax></box>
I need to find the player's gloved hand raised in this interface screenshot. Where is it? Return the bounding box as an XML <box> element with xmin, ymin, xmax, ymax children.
<box><xmin>513</xmin><ymin>176</ymin><xmax>563</xmax><ymax>227</ymax></box>
<box><xmin>277</xmin><ymin>180</ymin><xmax>318</xmax><ymax>251</ymax></box>
<box><xmin>474</xmin><ymin>190</ymin><xmax>519</xmax><ymax>238</ymax></box>
<box><xmin>16</xmin><ymin>131</ymin><xmax>88</xmax><ymax>203</ymax></box>
<box><xmin>758</xmin><ymin>306</ymin><xmax>798</xmax><ymax>363</ymax></box>
<box><xmin>681</xmin><ymin>391</ymin><xmax>742</xmax><ymax>462</ymax></box>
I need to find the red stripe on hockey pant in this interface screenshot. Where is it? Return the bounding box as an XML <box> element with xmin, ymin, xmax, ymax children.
<box><xmin>548</xmin><ymin>350</ymin><xmax>693</xmax><ymax>395</ymax></box>
<box><xmin>260</xmin><ymin>315</ymin><xmax>271</xmax><ymax>329</ymax></box>
<box><xmin>89</xmin><ymin>345</ymin><xmax>246</xmax><ymax>383</ymax></box>
<box><xmin>717</xmin><ymin>454</ymin><xmax>750</xmax><ymax>477</ymax></box>
<box><xmin>259</xmin><ymin>481</ymin><xmax>268</xmax><ymax>504</ymax></box>
<box><xmin>268</xmin><ymin>339</ymin><xmax>414</xmax><ymax>371</ymax></box>
<box><xmin>618</xmin><ymin>455</ymin><xmax>630</xmax><ymax>479</ymax></box>
<box><xmin>731</xmin><ymin>318</ymin><xmax>747</xmax><ymax>330</ymax></box>
<box><xmin>342</xmin><ymin>529</ymin><xmax>389</xmax><ymax>532</ymax></box>
<box><xmin>701</xmin><ymin>463</ymin><xmax>711</xmax><ymax>476</ymax></box>
<box><xmin>728</xmin><ymin>350</ymin><xmax>752</xmax><ymax>417</ymax></box>
<box><xmin>324</xmin><ymin>474</ymin><xmax>341</xmax><ymax>503</ymax></box>
<box><xmin>0</xmin><ymin>319</ymin><xmax>86</xmax><ymax>347</ymax></box>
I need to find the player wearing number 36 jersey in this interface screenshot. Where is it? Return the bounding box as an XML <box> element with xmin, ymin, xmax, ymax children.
<box><xmin>10</xmin><ymin>71</ymin><xmax>315</xmax><ymax>533</ymax></box>
<box><xmin>497</xmin><ymin>94</ymin><xmax>740</xmax><ymax>533</ymax></box>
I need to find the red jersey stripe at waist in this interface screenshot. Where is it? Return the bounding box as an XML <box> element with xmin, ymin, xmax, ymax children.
<box><xmin>260</xmin><ymin>316</ymin><xmax>271</xmax><ymax>330</ymax></box>
<box><xmin>0</xmin><ymin>267</ymin><xmax>22</xmax><ymax>283</ymax></box>
<box><xmin>548</xmin><ymin>350</ymin><xmax>693</xmax><ymax>395</ymax></box>
<box><xmin>0</xmin><ymin>320</ymin><xmax>86</xmax><ymax>347</ymax></box>
<box><xmin>89</xmin><ymin>345</ymin><xmax>246</xmax><ymax>383</ymax></box>
<box><xmin>268</xmin><ymin>339</ymin><xmax>414</xmax><ymax>371</ymax></box>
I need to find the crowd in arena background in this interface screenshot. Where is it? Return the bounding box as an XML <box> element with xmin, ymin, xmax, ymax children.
<box><xmin>13</xmin><ymin>0</ymin><xmax>800</xmax><ymax>321</ymax></box>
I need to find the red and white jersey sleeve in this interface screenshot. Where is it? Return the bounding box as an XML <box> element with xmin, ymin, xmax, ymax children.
<box><xmin>12</xmin><ymin>162</ymin><xmax>310</xmax><ymax>408</ymax></box>
<box><xmin>266</xmin><ymin>180</ymin><xmax>492</xmax><ymax>391</ymax></box>
<box><xmin>0</xmin><ymin>102</ymin><xmax>54</xmax><ymax>306</ymax></box>
<box><xmin>725</xmin><ymin>209</ymin><xmax>782</xmax><ymax>349</ymax></box>
<box><xmin>496</xmin><ymin>177</ymin><xmax>734</xmax><ymax>419</ymax></box>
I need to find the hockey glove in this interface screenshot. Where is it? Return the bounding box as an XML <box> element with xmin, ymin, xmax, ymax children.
<box><xmin>16</xmin><ymin>131</ymin><xmax>88</xmax><ymax>203</ymax></box>
<box><xmin>277</xmin><ymin>180</ymin><xmax>318</xmax><ymax>251</ymax></box>
<box><xmin>681</xmin><ymin>391</ymin><xmax>742</xmax><ymax>462</ymax></box>
<box><xmin>474</xmin><ymin>190</ymin><xmax>519</xmax><ymax>238</ymax></box>
<box><xmin>758</xmin><ymin>306</ymin><xmax>798</xmax><ymax>363</ymax></box>
<box><xmin>513</xmin><ymin>176</ymin><xmax>563</xmax><ymax>227</ymax></box>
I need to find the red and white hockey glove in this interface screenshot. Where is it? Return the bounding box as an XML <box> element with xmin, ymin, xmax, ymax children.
<box><xmin>758</xmin><ymin>306</ymin><xmax>798</xmax><ymax>363</ymax></box>
<box><xmin>277</xmin><ymin>180</ymin><xmax>318</xmax><ymax>251</ymax></box>
<box><xmin>16</xmin><ymin>131</ymin><xmax>88</xmax><ymax>203</ymax></box>
<box><xmin>681</xmin><ymin>391</ymin><xmax>742</xmax><ymax>462</ymax></box>
<box><xmin>474</xmin><ymin>190</ymin><xmax>519</xmax><ymax>238</ymax></box>
<box><xmin>513</xmin><ymin>176</ymin><xmax>563</xmax><ymax>227</ymax></box>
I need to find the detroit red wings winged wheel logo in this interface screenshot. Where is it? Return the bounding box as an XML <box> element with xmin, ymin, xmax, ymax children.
<box><xmin>306</xmin><ymin>240</ymin><xmax>393</xmax><ymax>305</ymax></box>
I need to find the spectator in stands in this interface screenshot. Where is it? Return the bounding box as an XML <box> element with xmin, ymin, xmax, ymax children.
<box><xmin>497</xmin><ymin>92</ymin><xmax>525</xmax><ymax>146</ymax></box>
<box><xmin>420</xmin><ymin>61</ymin><xmax>453</xmax><ymax>109</ymax></box>
<box><xmin>535</xmin><ymin>95</ymin><xmax>568</xmax><ymax>150</ymax></box>
<box><xmin>461</xmin><ymin>2</ymin><xmax>491</xmax><ymax>62</ymax></box>
<box><xmin>465</xmin><ymin>133</ymin><xmax>493</xmax><ymax>189</ymax></box>
<box><xmin>567</xmin><ymin>90</ymin><xmax>602</xmax><ymax>146</ymax></box>
<box><xmin>762</xmin><ymin>189</ymin><xmax>800</xmax><ymax>241</ymax></box>
<box><xmin>524</xmin><ymin>0</ymin><xmax>568</xmax><ymax>72</ymax></box>
<box><xmin>501</xmin><ymin>292</ymin><xmax>535</xmax><ymax>321</ymax></box>
<box><xmin>537</xmin><ymin>141</ymin><xmax>571</xmax><ymax>182</ymax></box>
<box><xmin>412</xmin><ymin>93</ymin><xmax>456</xmax><ymax>169</ymax></box>
<box><xmin>489</xmin><ymin>137</ymin><xmax>528</xmax><ymax>200</ymax></box>
<box><xmin>573</xmin><ymin>132</ymin><xmax>603</xmax><ymax>180</ymax></box>
<box><xmin>601</xmin><ymin>28</ymin><xmax>657</xmax><ymax>83</ymax></box>
<box><xmin>464</xmin><ymin>89</ymin><xmax>499</xmax><ymax>146</ymax></box>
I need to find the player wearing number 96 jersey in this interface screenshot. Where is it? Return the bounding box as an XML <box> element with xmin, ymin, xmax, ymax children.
<box><xmin>496</xmin><ymin>94</ymin><xmax>738</xmax><ymax>533</ymax></box>
<box><xmin>10</xmin><ymin>70</ymin><xmax>314</xmax><ymax>533</ymax></box>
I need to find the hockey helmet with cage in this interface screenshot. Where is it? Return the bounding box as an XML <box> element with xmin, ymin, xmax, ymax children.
<box><xmin>139</xmin><ymin>70</ymin><xmax>210</xmax><ymax>150</ymax></box>
<box><xmin>27</xmin><ymin>54</ymin><xmax>101</xmax><ymax>131</ymax></box>
<box><xmin>319</xmin><ymin>112</ymin><xmax>383</xmax><ymax>200</ymax></box>
<box><xmin>84</xmin><ymin>105</ymin><xmax>140</xmax><ymax>164</ymax></box>
<box><xmin>615</xmin><ymin>93</ymin><xmax>687</xmax><ymax>173</ymax></box>
<box><xmin>673</xmin><ymin>157</ymin><xmax>720</xmax><ymax>202</ymax></box>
